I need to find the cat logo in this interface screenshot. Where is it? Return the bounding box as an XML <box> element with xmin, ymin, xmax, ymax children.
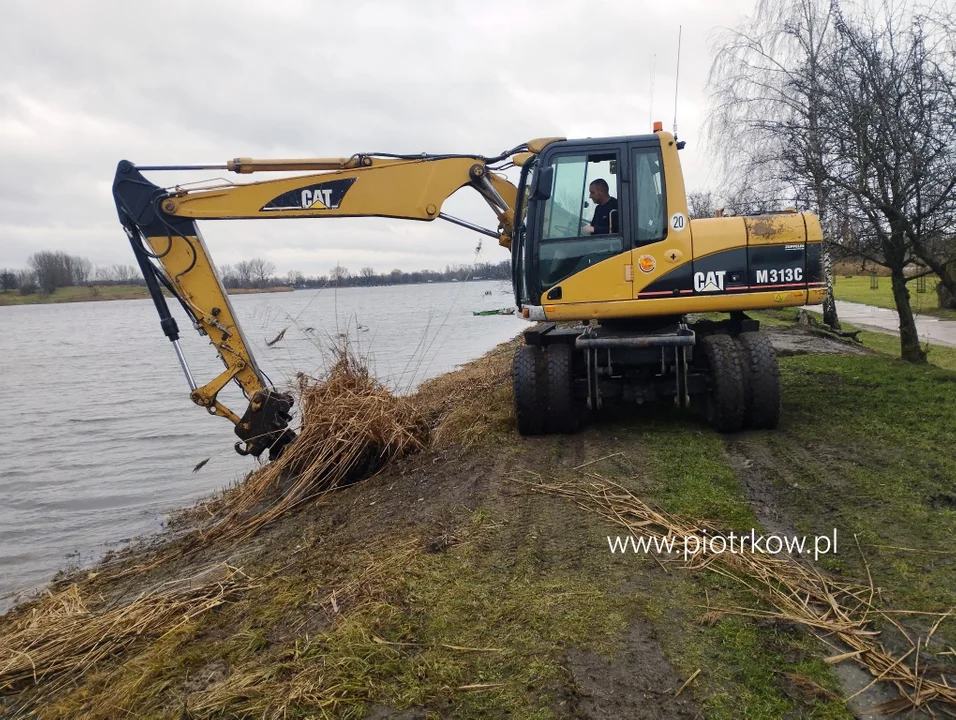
<box><xmin>693</xmin><ymin>270</ymin><xmax>726</xmax><ymax>292</ymax></box>
<box><xmin>261</xmin><ymin>178</ymin><xmax>356</xmax><ymax>212</ymax></box>
<box><xmin>301</xmin><ymin>188</ymin><xmax>334</xmax><ymax>209</ymax></box>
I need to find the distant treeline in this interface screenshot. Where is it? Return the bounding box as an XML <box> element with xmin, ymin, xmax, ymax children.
<box><xmin>275</xmin><ymin>261</ymin><xmax>512</xmax><ymax>289</ymax></box>
<box><xmin>1</xmin><ymin>253</ymin><xmax>512</xmax><ymax>296</ymax></box>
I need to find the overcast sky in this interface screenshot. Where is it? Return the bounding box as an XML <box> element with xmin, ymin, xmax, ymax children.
<box><xmin>1</xmin><ymin>0</ymin><xmax>755</xmax><ymax>278</ymax></box>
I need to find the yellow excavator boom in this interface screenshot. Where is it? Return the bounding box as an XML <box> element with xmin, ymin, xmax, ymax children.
<box><xmin>112</xmin><ymin>146</ymin><xmax>526</xmax><ymax>459</ymax></box>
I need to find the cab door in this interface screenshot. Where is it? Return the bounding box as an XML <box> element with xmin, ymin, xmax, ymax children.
<box><xmin>628</xmin><ymin>140</ymin><xmax>695</xmax><ymax>299</ymax></box>
<box><xmin>531</xmin><ymin>144</ymin><xmax>632</xmax><ymax>305</ymax></box>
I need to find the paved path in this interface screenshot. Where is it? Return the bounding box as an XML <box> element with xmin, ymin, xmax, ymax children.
<box><xmin>834</xmin><ymin>300</ymin><xmax>956</xmax><ymax>348</ymax></box>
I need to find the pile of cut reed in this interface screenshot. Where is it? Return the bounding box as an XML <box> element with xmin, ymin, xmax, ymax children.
<box><xmin>202</xmin><ymin>347</ymin><xmax>428</xmax><ymax>546</ymax></box>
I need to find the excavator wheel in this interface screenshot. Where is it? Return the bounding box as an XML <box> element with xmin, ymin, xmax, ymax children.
<box><xmin>513</xmin><ymin>345</ymin><xmax>547</xmax><ymax>436</ymax></box>
<box><xmin>545</xmin><ymin>344</ymin><xmax>580</xmax><ymax>434</ymax></box>
<box><xmin>736</xmin><ymin>332</ymin><xmax>781</xmax><ymax>430</ymax></box>
<box><xmin>699</xmin><ymin>334</ymin><xmax>746</xmax><ymax>433</ymax></box>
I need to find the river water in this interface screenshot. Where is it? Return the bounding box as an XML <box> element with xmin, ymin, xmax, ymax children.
<box><xmin>0</xmin><ymin>281</ymin><xmax>523</xmax><ymax>610</ymax></box>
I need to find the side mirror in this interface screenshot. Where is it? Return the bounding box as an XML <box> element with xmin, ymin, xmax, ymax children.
<box><xmin>532</xmin><ymin>166</ymin><xmax>553</xmax><ymax>200</ymax></box>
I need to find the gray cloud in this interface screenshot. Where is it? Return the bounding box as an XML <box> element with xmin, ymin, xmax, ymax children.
<box><xmin>0</xmin><ymin>0</ymin><xmax>751</xmax><ymax>275</ymax></box>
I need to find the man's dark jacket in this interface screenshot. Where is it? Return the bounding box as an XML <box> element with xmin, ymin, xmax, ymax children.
<box><xmin>591</xmin><ymin>197</ymin><xmax>619</xmax><ymax>234</ymax></box>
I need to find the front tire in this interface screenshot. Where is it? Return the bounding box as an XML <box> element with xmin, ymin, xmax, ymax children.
<box><xmin>545</xmin><ymin>344</ymin><xmax>579</xmax><ymax>434</ymax></box>
<box><xmin>699</xmin><ymin>334</ymin><xmax>746</xmax><ymax>433</ymax></box>
<box><xmin>513</xmin><ymin>345</ymin><xmax>547</xmax><ymax>436</ymax></box>
<box><xmin>737</xmin><ymin>332</ymin><xmax>780</xmax><ymax>430</ymax></box>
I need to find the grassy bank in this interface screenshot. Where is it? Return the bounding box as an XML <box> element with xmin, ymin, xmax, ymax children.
<box><xmin>0</xmin><ymin>285</ymin><xmax>294</xmax><ymax>306</ymax></box>
<box><xmin>832</xmin><ymin>274</ymin><xmax>956</xmax><ymax>320</ymax></box>
<box><xmin>2</xmin><ymin>324</ymin><xmax>954</xmax><ymax>718</ymax></box>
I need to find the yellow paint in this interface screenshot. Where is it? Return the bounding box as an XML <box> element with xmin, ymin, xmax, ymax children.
<box><xmin>804</xmin><ymin>213</ymin><xmax>823</xmax><ymax>242</ymax></box>
<box><xmin>688</xmin><ymin>217</ymin><xmax>747</xmax><ymax>258</ymax></box>
<box><xmin>171</xmin><ymin>158</ymin><xmax>506</xmax><ymax>222</ymax></box>
<box><xmin>540</xmin><ymin>251</ymin><xmax>633</xmax><ymax>303</ymax></box>
<box><xmin>527</xmin><ymin>137</ymin><xmax>566</xmax><ymax>153</ymax></box>
<box><xmin>631</xmin><ymin>132</ymin><xmax>693</xmax><ymax>298</ymax></box>
<box><xmin>144</xmin><ymin>232</ymin><xmax>265</xmax><ymax>422</ymax></box>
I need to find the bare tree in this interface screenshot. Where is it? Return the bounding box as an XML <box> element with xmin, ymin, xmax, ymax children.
<box><xmin>28</xmin><ymin>251</ymin><xmax>69</xmax><ymax>293</ymax></box>
<box><xmin>811</xmin><ymin>5</ymin><xmax>956</xmax><ymax>360</ymax></box>
<box><xmin>247</xmin><ymin>257</ymin><xmax>275</xmax><ymax>288</ymax></box>
<box><xmin>360</xmin><ymin>266</ymin><xmax>375</xmax><ymax>285</ymax></box>
<box><xmin>286</xmin><ymin>270</ymin><xmax>305</xmax><ymax>287</ymax></box>
<box><xmin>709</xmin><ymin>0</ymin><xmax>841</xmax><ymax>328</ymax></box>
<box><xmin>115</xmin><ymin>264</ymin><xmax>140</xmax><ymax>284</ymax></box>
<box><xmin>94</xmin><ymin>265</ymin><xmax>115</xmax><ymax>283</ymax></box>
<box><xmin>215</xmin><ymin>263</ymin><xmax>237</xmax><ymax>288</ymax></box>
<box><xmin>687</xmin><ymin>190</ymin><xmax>718</xmax><ymax>220</ymax></box>
<box><xmin>710</xmin><ymin>0</ymin><xmax>956</xmax><ymax>361</ymax></box>
<box><xmin>234</xmin><ymin>260</ymin><xmax>253</xmax><ymax>288</ymax></box>
<box><xmin>17</xmin><ymin>269</ymin><xmax>36</xmax><ymax>294</ymax></box>
<box><xmin>330</xmin><ymin>264</ymin><xmax>350</xmax><ymax>283</ymax></box>
<box><xmin>71</xmin><ymin>256</ymin><xmax>93</xmax><ymax>285</ymax></box>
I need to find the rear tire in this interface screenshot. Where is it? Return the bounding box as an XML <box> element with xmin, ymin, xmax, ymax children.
<box><xmin>545</xmin><ymin>344</ymin><xmax>579</xmax><ymax>434</ymax></box>
<box><xmin>699</xmin><ymin>334</ymin><xmax>746</xmax><ymax>433</ymax></box>
<box><xmin>737</xmin><ymin>332</ymin><xmax>780</xmax><ymax>430</ymax></box>
<box><xmin>513</xmin><ymin>345</ymin><xmax>547</xmax><ymax>436</ymax></box>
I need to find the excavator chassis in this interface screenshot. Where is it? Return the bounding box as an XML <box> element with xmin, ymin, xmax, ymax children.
<box><xmin>513</xmin><ymin>315</ymin><xmax>780</xmax><ymax>435</ymax></box>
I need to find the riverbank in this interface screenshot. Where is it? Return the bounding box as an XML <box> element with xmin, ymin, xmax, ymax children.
<box><xmin>2</xmin><ymin>318</ymin><xmax>954</xmax><ymax>718</ymax></box>
<box><xmin>0</xmin><ymin>285</ymin><xmax>294</xmax><ymax>306</ymax></box>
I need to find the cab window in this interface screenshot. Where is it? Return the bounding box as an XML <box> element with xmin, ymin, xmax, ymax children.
<box><xmin>539</xmin><ymin>153</ymin><xmax>623</xmax><ymax>287</ymax></box>
<box><xmin>633</xmin><ymin>148</ymin><xmax>666</xmax><ymax>243</ymax></box>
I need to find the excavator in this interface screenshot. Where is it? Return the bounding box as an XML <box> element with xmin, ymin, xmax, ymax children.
<box><xmin>112</xmin><ymin>124</ymin><xmax>826</xmax><ymax>460</ymax></box>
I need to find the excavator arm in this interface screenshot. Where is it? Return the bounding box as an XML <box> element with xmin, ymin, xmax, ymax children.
<box><xmin>112</xmin><ymin>147</ymin><xmax>526</xmax><ymax>460</ymax></box>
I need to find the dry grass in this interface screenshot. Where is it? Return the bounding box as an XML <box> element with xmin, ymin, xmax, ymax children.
<box><xmin>0</xmin><ymin>565</ymin><xmax>255</xmax><ymax>700</ymax></box>
<box><xmin>411</xmin><ymin>339</ymin><xmax>518</xmax><ymax>447</ymax></box>
<box><xmin>528</xmin><ymin>471</ymin><xmax>956</xmax><ymax>716</ymax></box>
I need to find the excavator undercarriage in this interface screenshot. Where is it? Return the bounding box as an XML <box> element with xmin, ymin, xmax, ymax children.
<box><xmin>514</xmin><ymin>313</ymin><xmax>780</xmax><ymax>437</ymax></box>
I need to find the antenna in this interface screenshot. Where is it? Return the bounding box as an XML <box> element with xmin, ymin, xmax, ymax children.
<box><xmin>673</xmin><ymin>25</ymin><xmax>682</xmax><ymax>136</ymax></box>
<box><xmin>649</xmin><ymin>53</ymin><xmax>657</xmax><ymax>130</ymax></box>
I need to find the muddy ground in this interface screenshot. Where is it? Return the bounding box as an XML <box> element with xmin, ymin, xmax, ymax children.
<box><xmin>3</xmin><ymin>323</ymin><xmax>953</xmax><ymax>719</ymax></box>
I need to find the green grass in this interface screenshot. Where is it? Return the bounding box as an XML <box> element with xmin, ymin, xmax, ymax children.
<box><xmin>769</xmin><ymin>352</ymin><xmax>956</xmax><ymax>615</ymax></box>
<box><xmin>0</xmin><ymin>285</ymin><xmax>294</xmax><ymax>306</ymax></box>
<box><xmin>0</xmin><ymin>285</ymin><xmax>151</xmax><ymax>305</ymax></box>
<box><xmin>832</xmin><ymin>274</ymin><xmax>956</xmax><ymax>320</ymax></box>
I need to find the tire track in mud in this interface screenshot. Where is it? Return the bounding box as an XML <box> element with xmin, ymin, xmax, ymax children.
<box><xmin>723</xmin><ymin>437</ymin><xmax>910</xmax><ymax>720</ymax></box>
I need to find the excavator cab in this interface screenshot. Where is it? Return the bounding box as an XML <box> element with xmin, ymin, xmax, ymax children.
<box><xmin>512</xmin><ymin>133</ymin><xmax>682</xmax><ymax>317</ymax></box>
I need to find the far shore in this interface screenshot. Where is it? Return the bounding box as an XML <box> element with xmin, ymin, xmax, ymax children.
<box><xmin>0</xmin><ymin>285</ymin><xmax>295</xmax><ymax>307</ymax></box>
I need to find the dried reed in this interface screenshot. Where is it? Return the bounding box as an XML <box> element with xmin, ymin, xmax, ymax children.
<box><xmin>202</xmin><ymin>346</ymin><xmax>427</xmax><ymax>546</ymax></box>
<box><xmin>0</xmin><ymin>565</ymin><xmax>254</xmax><ymax>696</ymax></box>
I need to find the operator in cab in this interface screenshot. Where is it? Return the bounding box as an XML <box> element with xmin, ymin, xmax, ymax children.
<box><xmin>583</xmin><ymin>179</ymin><xmax>619</xmax><ymax>235</ymax></box>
